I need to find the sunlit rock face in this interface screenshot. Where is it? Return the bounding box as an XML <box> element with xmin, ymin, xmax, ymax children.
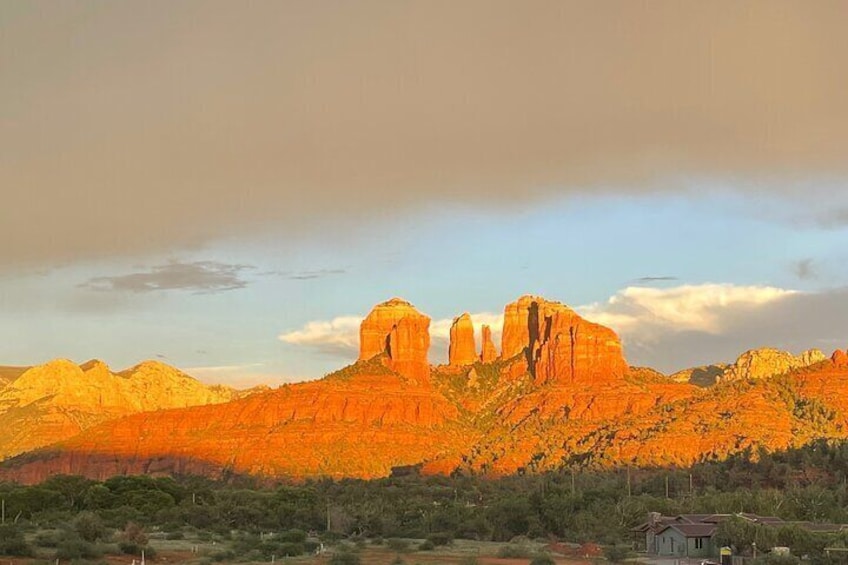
<box><xmin>719</xmin><ymin>347</ymin><xmax>827</xmax><ymax>382</ymax></box>
<box><xmin>480</xmin><ymin>324</ymin><xmax>498</xmax><ymax>363</ymax></box>
<box><xmin>0</xmin><ymin>358</ymin><xmax>252</xmax><ymax>460</ymax></box>
<box><xmin>359</xmin><ymin>298</ymin><xmax>431</xmax><ymax>384</ymax></box>
<box><xmin>500</xmin><ymin>295</ymin><xmax>627</xmax><ymax>385</ymax></box>
<box><xmin>833</xmin><ymin>349</ymin><xmax>848</xmax><ymax>367</ymax></box>
<box><xmin>449</xmin><ymin>313</ymin><xmax>477</xmax><ymax>366</ymax></box>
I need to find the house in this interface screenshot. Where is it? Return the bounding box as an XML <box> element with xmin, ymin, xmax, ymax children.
<box><xmin>634</xmin><ymin>512</ymin><xmax>848</xmax><ymax>558</ymax></box>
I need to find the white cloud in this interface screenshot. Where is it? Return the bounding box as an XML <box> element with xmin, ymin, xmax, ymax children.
<box><xmin>278</xmin><ymin>316</ymin><xmax>362</xmax><ymax>357</ymax></box>
<box><xmin>578</xmin><ymin>284</ymin><xmax>798</xmax><ymax>337</ymax></box>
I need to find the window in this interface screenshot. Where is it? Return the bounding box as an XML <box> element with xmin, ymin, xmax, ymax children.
<box><xmin>695</xmin><ymin>538</ymin><xmax>704</xmax><ymax>549</ymax></box>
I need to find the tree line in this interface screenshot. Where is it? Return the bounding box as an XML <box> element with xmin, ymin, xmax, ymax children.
<box><xmin>4</xmin><ymin>440</ymin><xmax>848</xmax><ymax>557</ymax></box>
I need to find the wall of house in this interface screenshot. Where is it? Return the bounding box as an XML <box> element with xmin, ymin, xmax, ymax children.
<box><xmin>656</xmin><ymin>531</ymin><xmax>714</xmax><ymax>557</ymax></box>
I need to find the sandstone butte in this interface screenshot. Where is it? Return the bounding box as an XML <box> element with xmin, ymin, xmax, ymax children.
<box><xmin>1</xmin><ymin>295</ymin><xmax>847</xmax><ymax>485</ymax></box>
<box><xmin>448</xmin><ymin>313</ymin><xmax>477</xmax><ymax>366</ymax></box>
<box><xmin>0</xmin><ymin>359</ymin><xmax>264</xmax><ymax>461</ymax></box>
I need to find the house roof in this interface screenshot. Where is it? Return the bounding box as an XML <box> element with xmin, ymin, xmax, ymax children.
<box><xmin>676</xmin><ymin>514</ymin><xmax>714</xmax><ymax>524</ymax></box>
<box><xmin>658</xmin><ymin>524</ymin><xmax>718</xmax><ymax>537</ymax></box>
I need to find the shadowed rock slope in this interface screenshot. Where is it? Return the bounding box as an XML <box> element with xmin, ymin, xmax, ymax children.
<box><xmin>2</xmin><ymin>295</ymin><xmax>847</xmax><ymax>484</ymax></box>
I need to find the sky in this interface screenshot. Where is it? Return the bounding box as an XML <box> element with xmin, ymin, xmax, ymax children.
<box><xmin>1</xmin><ymin>1</ymin><xmax>847</xmax><ymax>386</ymax></box>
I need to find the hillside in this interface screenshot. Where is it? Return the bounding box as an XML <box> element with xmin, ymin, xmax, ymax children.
<box><xmin>1</xmin><ymin>295</ymin><xmax>846</xmax><ymax>484</ymax></box>
<box><xmin>0</xmin><ymin>358</ymin><xmax>264</xmax><ymax>461</ymax></box>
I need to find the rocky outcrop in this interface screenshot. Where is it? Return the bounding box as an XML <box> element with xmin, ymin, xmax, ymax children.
<box><xmin>719</xmin><ymin>348</ymin><xmax>827</xmax><ymax>382</ymax></box>
<box><xmin>0</xmin><ymin>358</ymin><xmax>253</xmax><ymax>460</ymax></box>
<box><xmin>480</xmin><ymin>325</ymin><xmax>498</xmax><ymax>363</ymax></box>
<box><xmin>449</xmin><ymin>313</ymin><xmax>477</xmax><ymax>366</ymax></box>
<box><xmin>833</xmin><ymin>349</ymin><xmax>848</xmax><ymax>367</ymax></box>
<box><xmin>501</xmin><ymin>295</ymin><xmax>538</xmax><ymax>360</ymax></box>
<box><xmin>359</xmin><ymin>298</ymin><xmax>431</xmax><ymax>384</ymax></box>
<box><xmin>500</xmin><ymin>295</ymin><xmax>627</xmax><ymax>385</ymax></box>
<box><xmin>669</xmin><ymin>365</ymin><xmax>728</xmax><ymax>387</ymax></box>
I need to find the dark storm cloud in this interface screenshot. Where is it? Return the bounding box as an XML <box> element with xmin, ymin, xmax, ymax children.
<box><xmin>81</xmin><ymin>261</ymin><xmax>254</xmax><ymax>293</ymax></box>
<box><xmin>2</xmin><ymin>1</ymin><xmax>848</xmax><ymax>268</ymax></box>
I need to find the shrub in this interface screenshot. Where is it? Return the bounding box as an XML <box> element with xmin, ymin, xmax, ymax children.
<box><xmin>279</xmin><ymin>528</ymin><xmax>307</xmax><ymax>543</ymax></box>
<box><xmin>34</xmin><ymin>531</ymin><xmax>62</xmax><ymax>548</ymax></box>
<box><xmin>426</xmin><ymin>532</ymin><xmax>453</xmax><ymax>546</ymax></box>
<box><xmin>371</xmin><ymin>536</ymin><xmax>384</xmax><ymax>545</ymax></box>
<box><xmin>603</xmin><ymin>545</ymin><xmax>632</xmax><ymax>563</ymax></box>
<box><xmin>530</xmin><ymin>553</ymin><xmax>556</xmax><ymax>565</ymax></box>
<box><xmin>388</xmin><ymin>538</ymin><xmax>411</xmax><ymax>552</ymax></box>
<box><xmin>417</xmin><ymin>540</ymin><xmax>435</xmax><ymax>551</ymax></box>
<box><xmin>497</xmin><ymin>545</ymin><xmax>532</xmax><ymax>558</ymax></box>
<box><xmin>74</xmin><ymin>511</ymin><xmax>107</xmax><ymax>542</ymax></box>
<box><xmin>165</xmin><ymin>531</ymin><xmax>185</xmax><ymax>540</ymax></box>
<box><xmin>275</xmin><ymin>542</ymin><xmax>304</xmax><ymax>556</ymax></box>
<box><xmin>0</xmin><ymin>524</ymin><xmax>35</xmax><ymax>557</ymax></box>
<box><xmin>329</xmin><ymin>549</ymin><xmax>361</xmax><ymax>565</ymax></box>
<box><xmin>459</xmin><ymin>556</ymin><xmax>479</xmax><ymax>565</ymax></box>
<box><xmin>56</xmin><ymin>537</ymin><xmax>101</xmax><ymax>560</ymax></box>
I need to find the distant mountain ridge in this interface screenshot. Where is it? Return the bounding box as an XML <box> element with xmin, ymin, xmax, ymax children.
<box><xmin>1</xmin><ymin>295</ymin><xmax>846</xmax><ymax>484</ymax></box>
<box><xmin>0</xmin><ymin>358</ymin><xmax>265</xmax><ymax>461</ymax></box>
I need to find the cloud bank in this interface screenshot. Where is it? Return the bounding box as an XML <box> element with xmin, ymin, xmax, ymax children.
<box><xmin>281</xmin><ymin>284</ymin><xmax>847</xmax><ymax>373</ymax></box>
<box><xmin>3</xmin><ymin>2</ymin><xmax>848</xmax><ymax>268</ymax></box>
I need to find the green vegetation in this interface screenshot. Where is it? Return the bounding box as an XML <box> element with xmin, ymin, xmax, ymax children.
<box><xmin>5</xmin><ymin>441</ymin><xmax>848</xmax><ymax>561</ymax></box>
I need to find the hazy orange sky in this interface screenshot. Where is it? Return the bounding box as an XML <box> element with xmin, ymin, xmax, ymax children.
<box><xmin>2</xmin><ymin>2</ymin><xmax>847</xmax><ymax>384</ymax></box>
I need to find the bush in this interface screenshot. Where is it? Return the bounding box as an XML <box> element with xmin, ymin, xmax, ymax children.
<box><xmin>426</xmin><ymin>532</ymin><xmax>453</xmax><ymax>546</ymax></box>
<box><xmin>388</xmin><ymin>538</ymin><xmax>411</xmax><ymax>552</ymax></box>
<box><xmin>56</xmin><ymin>537</ymin><xmax>101</xmax><ymax>560</ymax></box>
<box><xmin>530</xmin><ymin>553</ymin><xmax>556</xmax><ymax>565</ymax></box>
<box><xmin>118</xmin><ymin>541</ymin><xmax>156</xmax><ymax>559</ymax></box>
<box><xmin>329</xmin><ymin>549</ymin><xmax>361</xmax><ymax>565</ymax></box>
<box><xmin>279</xmin><ymin>528</ymin><xmax>307</xmax><ymax>543</ymax></box>
<box><xmin>165</xmin><ymin>531</ymin><xmax>184</xmax><ymax>540</ymax></box>
<box><xmin>34</xmin><ymin>531</ymin><xmax>62</xmax><ymax>548</ymax></box>
<box><xmin>497</xmin><ymin>544</ymin><xmax>532</xmax><ymax>558</ymax></box>
<box><xmin>275</xmin><ymin>542</ymin><xmax>304</xmax><ymax>557</ymax></box>
<box><xmin>0</xmin><ymin>524</ymin><xmax>35</xmax><ymax>557</ymax></box>
<box><xmin>371</xmin><ymin>536</ymin><xmax>384</xmax><ymax>545</ymax></box>
<box><xmin>391</xmin><ymin>556</ymin><xmax>406</xmax><ymax>565</ymax></box>
<box><xmin>74</xmin><ymin>511</ymin><xmax>107</xmax><ymax>542</ymax></box>
<box><xmin>459</xmin><ymin>557</ymin><xmax>479</xmax><ymax>565</ymax></box>
<box><xmin>603</xmin><ymin>545</ymin><xmax>632</xmax><ymax>563</ymax></box>
<box><xmin>418</xmin><ymin>540</ymin><xmax>435</xmax><ymax>551</ymax></box>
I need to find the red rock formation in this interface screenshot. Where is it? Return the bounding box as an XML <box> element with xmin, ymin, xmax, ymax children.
<box><xmin>500</xmin><ymin>295</ymin><xmax>627</xmax><ymax>385</ymax></box>
<box><xmin>501</xmin><ymin>295</ymin><xmax>538</xmax><ymax>359</ymax></box>
<box><xmin>833</xmin><ymin>349</ymin><xmax>848</xmax><ymax>367</ymax></box>
<box><xmin>359</xmin><ymin>298</ymin><xmax>431</xmax><ymax>384</ymax></box>
<box><xmin>449</xmin><ymin>313</ymin><xmax>477</xmax><ymax>366</ymax></box>
<box><xmin>480</xmin><ymin>324</ymin><xmax>498</xmax><ymax>363</ymax></box>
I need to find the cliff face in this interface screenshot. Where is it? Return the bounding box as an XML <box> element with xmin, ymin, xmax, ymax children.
<box><xmin>480</xmin><ymin>325</ymin><xmax>498</xmax><ymax>363</ymax></box>
<box><xmin>500</xmin><ymin>296</ymin><xmax>627</xmax><ymax>385</ymax></box>
<box><xmin>448</xmin><ymin>313</ymin><xmax>477</xmax><ymax>366</ymax></box>
<box><xmin>359</xmin><ymin>298</ymin><xmax>431</xmax><ymax>384</ymax></box>
<box><xmin>0</xmin><ymin>359</ymin><xmax>253</xmax><ymax>460</ymax></box>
